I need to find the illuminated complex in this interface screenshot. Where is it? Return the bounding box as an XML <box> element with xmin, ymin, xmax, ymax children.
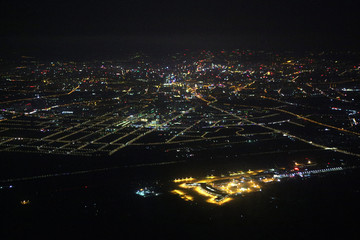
<box><xmin>172</xmin><ymin>169</ymin><xmax>278</xmax><ymax>205</ymax></box>
<box><xmin>171</xmin><ymin>162</ymin><xmax>345</xmax><ymax>205</ymax></box>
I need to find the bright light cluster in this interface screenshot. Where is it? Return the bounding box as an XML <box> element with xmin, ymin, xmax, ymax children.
<box><xmin>171</xmin><ymin>169</ymin><xmax>270</xmax><ymax>205</ymax></box>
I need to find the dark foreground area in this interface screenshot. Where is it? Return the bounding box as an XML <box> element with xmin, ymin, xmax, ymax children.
<box><xmin>1</xmin><ymin>152</ymin><xmax>360</xmax><ymax>240</ymax></box>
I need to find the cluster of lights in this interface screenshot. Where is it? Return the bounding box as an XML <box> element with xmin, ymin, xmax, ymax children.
<box><xmin>171</xmin><ymin>160</ymin><xmax>347</xmax><ymax>206</ymax></box>
<box><xmin>20</xmin><ymin>200</ymin><xmax>30</xmax><ymax>205</ymax></box>
<box><xmin>135</xmin><ymin>188</ymin><xmax>160</xmax><ymax>197</ymax></box>
<box><xmin>172</xmin><ymin>171</ymin><xmax>270</xmax><ymax>205</ymax></box>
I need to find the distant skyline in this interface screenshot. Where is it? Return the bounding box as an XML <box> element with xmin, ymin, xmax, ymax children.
<box><xmin>1</xmin><ymin>0</ymin><xmax>360</xmax><ymax>57</ymax></box>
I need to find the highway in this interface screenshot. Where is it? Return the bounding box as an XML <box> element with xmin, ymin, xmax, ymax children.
<box><xmin>0</xmin><ymin>84</ymin><xmax>80</xmax><ymax>105</ymax></box>
<box><xmin>166</xmin><ymin>119</ymin><xmax>202</xmax><ymax>143</ymax></box>
<box><xmin>0</xmin><ymin>104</ymin><xmax>149</xmax><ymax>156</ymax></box>
<box><xmin>208</xmin><ymin>103</ymin><xmax>360</xmax><ymax>158</ymax></box>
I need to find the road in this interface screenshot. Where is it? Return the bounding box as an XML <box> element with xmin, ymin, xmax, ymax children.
<box><xmin>208</xmin><ymin>103</ymin><xmax>360</xmax><ymax>158</ymax></box>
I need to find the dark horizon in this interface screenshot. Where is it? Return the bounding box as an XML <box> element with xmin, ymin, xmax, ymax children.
<box><xmin>1</xmin><ymin>33</ymin><xmax>359</xmax><ymax>60</ymax></box>
<box><xmin>1</xmin><ymin>0</ymin><xmax>360</xmax><ymax>58</ymax></box>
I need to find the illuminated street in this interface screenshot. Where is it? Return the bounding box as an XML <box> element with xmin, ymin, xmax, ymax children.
<box><xmin>1</xmin><ymin>52</ymin><xmax>359</xmax><ymax>161</ymax></box>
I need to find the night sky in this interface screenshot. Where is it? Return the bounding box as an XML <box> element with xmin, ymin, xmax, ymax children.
<box><xmin>1</xmin><ymin>0</ymin><xmax>359</xmax><ymax>57</ymax></box>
